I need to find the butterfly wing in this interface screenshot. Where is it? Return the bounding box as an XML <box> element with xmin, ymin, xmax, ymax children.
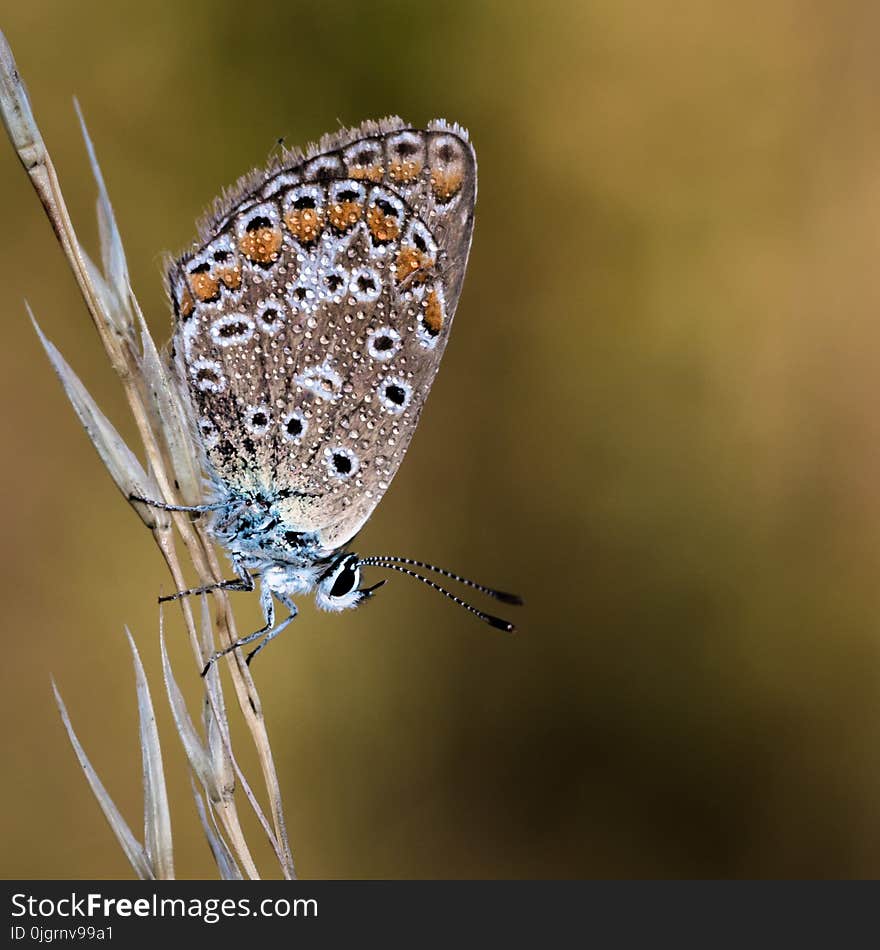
<box><xmin>168</xmin><ymin>118</ymin><xmax>477</xmax><ymax>553</ymax></box>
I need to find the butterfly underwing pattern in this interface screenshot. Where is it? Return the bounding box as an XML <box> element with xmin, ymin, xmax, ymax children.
<box><xmin>153</xmin><ymin>117</ymin><xmax>520</xmax><ymax>669</ymax></box>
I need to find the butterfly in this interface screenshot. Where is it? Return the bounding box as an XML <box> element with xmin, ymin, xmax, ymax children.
<box><xmin>134</xmin><ymin>118</ymin><xmax>520</xmax><ymax>672</ymax></box>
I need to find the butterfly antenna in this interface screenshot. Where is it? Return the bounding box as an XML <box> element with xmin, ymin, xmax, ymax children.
<box><xmin>358</xmin><ymin>560</ymin><xmax>516</xmax><ymax>631</ymax></box>
<box><xmin>360</xmin><ymin>556</ymin><xmax>523</xmax><ymax>605</ymax></box>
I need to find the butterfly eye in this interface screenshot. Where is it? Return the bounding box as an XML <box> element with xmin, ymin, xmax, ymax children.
<box><xmin>316</xmin><ymin>553</ymin><xmax>372</xmax><ymax>613</ymax></box>
<box><xmin>329</xmin><ymin>559</ymin><xmax>359</xmax><ymax>598</ymax></box>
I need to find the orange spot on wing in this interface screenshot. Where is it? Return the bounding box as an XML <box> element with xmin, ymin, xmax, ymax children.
<box><xmin>423</xmin><ymin>288</ymin><xmax>444</xmax><ymax>334</ymax></box>
<box><xmin>217</xmin><ymin>265</ymin><xmax>242</xmax><ymax>290</ymax></box>
<box><xmin>389</xmin><ymin>158</ymin><xmax>423</xmax><ymax>183</ymax></box>
<box><xmin>367</xmin><ymin>205</ymin><xmax>401</xmax><ymax>243</ymax></box>
<box><xmin>284</xmin><ymin>208</ymin><xmax>323</xmax><ymax>245</ymax></box>
<box><xmin>328</xmin><ymin>200</ymin><xmax>364</xmax><ymax>232</ymax></box>
<box><xmin>394</xmin><ymin>245</ymin><xmax>434</xmax><ymax>283</ymax></box>
<box><xmin>430</xmin><ymin>168</ymin><xmax>464</xmax><ymax>200</ymax></box>
<box><xmin>348</xmin><ymin>163</ymin><xmax>384</xmax><ymax>183</ymax></box>
<box><xmin>188</xmin><ymin>272</ymin><xmax>220</xmax><ymax>302</ymax></box>
<box><xmin>238</xmin><ymin>226</ymin><xmax>283</xmax><ymax>264</ymax></box>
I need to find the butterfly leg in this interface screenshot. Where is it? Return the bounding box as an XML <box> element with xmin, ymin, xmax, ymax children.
<box><xmin>245</xmin><ymin>594</ymin><xmax>298</xmax><ymax>668</ymax></box>
<box><xmin>160</xmin><ymin>557</ymin><xmax>254</xmax><ymax>604</ymax></box>
<box><xmin>129</xmin><ymin>493</ymin><xmax>226</xmax><ymax>513</ymax></box>
<box><xmin>200</xmin><ymin>588</ymin><xmax>297</xmax><ymax>675</ymax></box>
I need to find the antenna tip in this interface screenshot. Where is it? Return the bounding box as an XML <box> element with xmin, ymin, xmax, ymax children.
<box><xmin>486</xmin><ymin>614</ymin><xmax>516</xmax><ymax>632</ymax></box>
<box><xmin>492</xmin><ymin>590</ymin><xmax>524</xmax><ymax>606</ymax></box>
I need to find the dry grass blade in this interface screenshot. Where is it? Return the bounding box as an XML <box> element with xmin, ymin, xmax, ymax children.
<box><xmin>0</xmin><ymin>32</ymin><xmax>131</xmax><ymax>370</ymax></box>
<box><xmin>29</xmin><ymin>306</ymin><xmax>162</xmax><ymax>523</ymax></box>
<box><xmin>0</xmin><ymin>30</ymin><xmax>41</xmax><ymax>164</ymax></box>
<box><xmin>164</xmin><ymin>604</ymin><xmax>262</xmax><ymax>880</ymax></box>
<box><xmin>198</xmin><ymin>597</ymin><xmax>234</xmax><ymax>799</ymax></box>
<box><xmin>125</xmin><ymin>628</ymin><xmax>174</xmax><ymax>880</ymax></box>
<box><xmin>51</xmin><ymin>678</ymin><xmax>154</xmax><ymax>880</ymax></box>
<box><xmin>191</xmin><ymin>778</ymin><xmax>243</xmax><ymax>881</ymax></box>
<box><xmin>74</xmin><ymin>98</ymin><xmax>131</xmax><ymax>326</ymax></box>
<box><xmin>159</xmin><ymin>619</ymin><xmax>216</xmax><ymax>799</ymax></box>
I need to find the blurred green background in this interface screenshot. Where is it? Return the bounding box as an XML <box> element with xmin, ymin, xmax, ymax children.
<box><xmin>3</xmin><ymin>0</ymin><xmax>880</xmax><ymax>879</ymax></box>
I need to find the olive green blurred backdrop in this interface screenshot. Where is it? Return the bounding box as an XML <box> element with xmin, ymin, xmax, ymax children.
<box><xmin>3</xmin><ymin>0</ymin><xmax>880</xmax><ymax>879</ymax></box>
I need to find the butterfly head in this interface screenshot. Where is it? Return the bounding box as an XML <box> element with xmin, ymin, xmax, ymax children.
<box><xmin>315</xmin><ymin>553</ymin><xmax>386</xmax><ymax>612</ymax></box>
